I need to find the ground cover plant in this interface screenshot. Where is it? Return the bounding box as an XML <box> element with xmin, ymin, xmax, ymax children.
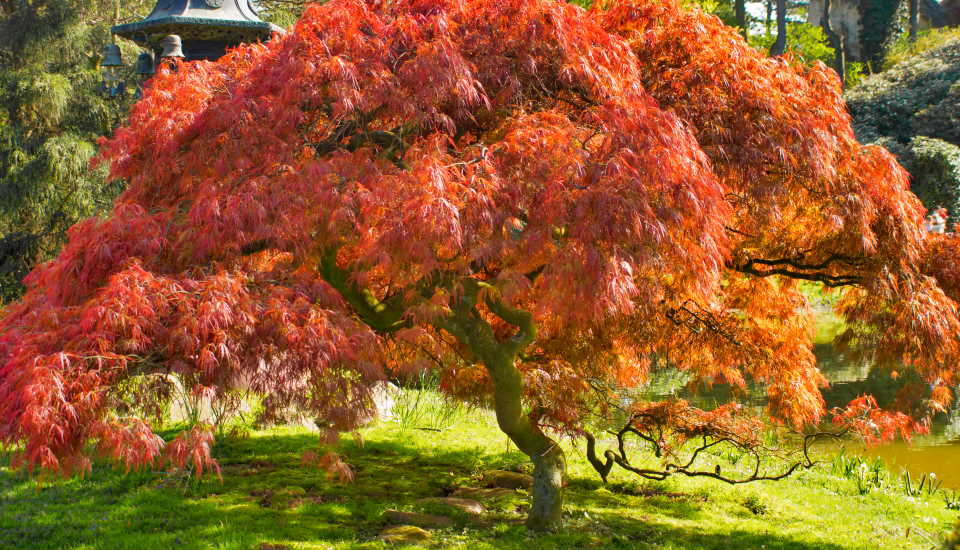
<box><xmin>4</xmin><ymin>0</ymin><xmax>960</xmax><ymax>534</ymax></box>
<box><xmin>1</xmin><ymin>399</ymin><xmax>958</xmax><ymax>549</ymax></box>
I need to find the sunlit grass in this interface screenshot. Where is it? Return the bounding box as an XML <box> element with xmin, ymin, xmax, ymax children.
<box><xmin>2</xmin><ymin>393</ymin><xmax>957</xmax><ymax>549</ymax></box>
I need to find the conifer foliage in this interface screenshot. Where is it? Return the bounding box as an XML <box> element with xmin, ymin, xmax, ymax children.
<box><xmin>1</xmin><ymin>0</ymin><xmax>958</xmax><ymax>530</ymax></box>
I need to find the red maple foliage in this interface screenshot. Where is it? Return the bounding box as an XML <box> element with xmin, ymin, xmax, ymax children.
<box><xmin>831</xmin><ymin>395</ymin><xmax>928</xmax><ymax>446</ymax></box>
<box><xmin>1</xmin><ymin>0</ymin><xmax>957</xmax><ymax>529</ymax></box>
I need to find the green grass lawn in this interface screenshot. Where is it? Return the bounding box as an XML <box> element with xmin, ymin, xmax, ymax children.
<box><xmin>1</xmin><ymin>398</ymin><xmax>957</xmax><ymax>550</ymax></box>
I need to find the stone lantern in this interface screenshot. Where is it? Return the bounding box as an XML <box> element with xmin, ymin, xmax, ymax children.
<box><xmin>111</xmin><ymin>0</ymin><xmax>282</xmax><ymax>62</ymax></box>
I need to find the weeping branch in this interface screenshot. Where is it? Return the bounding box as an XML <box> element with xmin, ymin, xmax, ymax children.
<box><xmin>585</xmin><ymin>413</ymin><xmax>847</xmax><ymax>485</ymax></box>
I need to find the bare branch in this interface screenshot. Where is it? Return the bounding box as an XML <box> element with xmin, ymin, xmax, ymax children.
<box><xmin>585</xmin><ymin>410</ymin><xmax>848</xmax><ymax>485</ymax></box>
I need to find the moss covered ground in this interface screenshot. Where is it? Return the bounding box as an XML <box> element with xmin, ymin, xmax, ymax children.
<box><xmin>1</xmin><ymin>397</ymin><xmax>958</xmax><ymax>550</ymax></box>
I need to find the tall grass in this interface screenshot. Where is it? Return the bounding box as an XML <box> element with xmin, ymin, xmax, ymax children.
<box><xmin>390</xmin><ymin>371</ymin><xmax>475</xmax><ymax>432</ymax></box>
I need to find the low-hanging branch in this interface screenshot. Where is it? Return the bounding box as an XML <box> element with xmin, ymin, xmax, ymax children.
<box><xmin>731</xmin><ymin>253</ymin><xmax>867</xmax><ymax>287</ymax></box>
<box><xmin>583</xmin><ymin>404</ymin><xmax>846</xmax><ymax>484</ymax></box>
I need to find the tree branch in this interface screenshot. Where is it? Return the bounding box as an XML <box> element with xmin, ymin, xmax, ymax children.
<box><xmin>317</xmin><ymin>248</ymin><xmax>407</xmax><ymax>334</ymax></box>
<box><xmin>732</xmin><ymin>253</ymin><xmax>866</xmax><ymax>287</ymax></box>
<box><xmin>483</xmin><ymin>291</ymin><xmax>536</xmax><ymax>356</ymax></box>
<box><xmin>585</xmin><ymin>413</ymin><xmax>847</xmax><ymax>485</ymax></box>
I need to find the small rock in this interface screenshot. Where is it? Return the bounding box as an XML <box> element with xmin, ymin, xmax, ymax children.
<box><xmin>452</xmin><ymin>487</ymin><xmax>516</xmax><ymax>500</ymax></box>
<box><xmin>378</xmin><ymin>525</ymin><xmax>433</xmax><ymax>544</ymax></box>
<box><xmin>481</xmin><ymin>470</ymin><xmax>533</xmax><ymax>489</ymax></box>
<box><xmin>383</xmin><ymin>510</ymin><xmax>454</xmax><ymax>528</ymax></box>
<box><xmin>418</xmin><ymin>497</ymin><xmax>484</xmax><ymax>515</ymax></box>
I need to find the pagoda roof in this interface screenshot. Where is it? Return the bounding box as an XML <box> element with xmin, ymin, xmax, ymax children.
<box><xmin>112</xmin><ymin>0</ymin><xmax>281</xmax><ymax>49</ymax></box>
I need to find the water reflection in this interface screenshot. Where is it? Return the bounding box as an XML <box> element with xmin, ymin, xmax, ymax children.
<box><xmin>645</xmin><ymin>344</ymin><xmax>960</xmax><ymax>488</ymax></box>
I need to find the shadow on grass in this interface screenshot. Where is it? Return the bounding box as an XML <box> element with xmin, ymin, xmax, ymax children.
<box><xmin>0</xmin><ymin>430</ymin><xmax>855</xmax><ymax>550</ymax></box>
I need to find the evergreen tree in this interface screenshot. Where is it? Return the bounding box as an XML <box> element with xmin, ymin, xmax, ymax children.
<box><xmin>0</xmin><ymin>0</ymin><xmax>149</xmax><ymax>302</ymax></box>
<box><xmin>0</xmin><ymin>0</ymin><xmax>305</xmax><ymax>303</ymax></box>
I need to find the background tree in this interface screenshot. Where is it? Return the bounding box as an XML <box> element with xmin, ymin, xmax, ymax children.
<box><xmin>1</xmin><ymin>0</ymin><xmax>958</xmax><ymax>533</ymax></box>
<box><xmin>771</xmin><ymin>0</ymin><xmax>789</xmax><ymax>53</ymax></box>
<box><xmin>0</xmin><ymin>0</ymin><xmax>145</xmax><ymax>302</ymax></box>
<box><xmin>0</xmin><ymin>0</ymin><xmax>307</xmax><ymax>303</ymax></box>
<box><xmin>735</xmin><ymin>0</ymin><xmax>749</xmax><ymax>33</ymax></box>
<box><xmin>909</xmin><ymin>0</ymin><xmax>919</xmax><ymax>40</ymax></box>
<box><xmin>860</xmin><ymin>0</ymin><xmax>907</xmax><ymax>68</ymax></box>
<box><xmin>821</xmin><ymin>0</ymin><xmax>847</xmax><ymax>81</ymax></box>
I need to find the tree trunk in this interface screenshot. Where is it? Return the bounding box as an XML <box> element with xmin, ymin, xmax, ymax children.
<box><xmin>770</xmin><ymin>0</ymin><xmax>787</xmax><ymax>56</ymax></box>
<box><xmin>821</xmin><ymin>0</ymin><xmax>847</xmax><ymax>84</ymax></box>
<box><xmin>442</xmin><ymin>293</ymin><xmax>565</xmax><ymax>531</ymax></box>
<box><xmin>735</xmin><ymin>0</ymin><xmax>748</xmax><ymax>37</ymax></box>
<box><xmin>486</xmin><ymin>351</ymin><xmax>566</xmax><ymax>531</ymax></box>
<box><xmin>766</xmin><ymin>0</ymin><xmax>773</xmax><ymax>35</ymax></box>
<box><xmin>909</xmin><ymin>0</ymin><xmax>919</xmax><ymax>41</ymax></box>
<box><xmin>527</xmin><ymin>443</ymin><xmax>566</xmax><ymax>531</ymax></box>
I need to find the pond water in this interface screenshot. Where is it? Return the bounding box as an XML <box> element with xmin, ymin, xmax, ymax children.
<box><xmin>648</xmin><ymin>344</ymin><xmax>960</xmax><ymax>489</ymax></box>
<box><xmin>815</xmin><ymin>345</ymin><xmax>960</xmax><ymax>490</ymax></box>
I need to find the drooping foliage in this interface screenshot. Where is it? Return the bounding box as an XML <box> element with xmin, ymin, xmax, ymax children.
<box><xmin>599</xmin><ymin>0</ymin><xmax>956</xmax><ymax>418</ymax></box>
<box><xmin>0</xmin><ymin>0</ymin><xmax>957</xmax><ymax>518</ymax></box>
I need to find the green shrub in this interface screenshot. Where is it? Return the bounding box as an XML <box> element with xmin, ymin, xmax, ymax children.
<box><xmin>749</xmin><ymin>23</ymin><xmax>835</xmax><ymax>66</ymax></box>
<box><xmin>742</xmin><ymin>494</ymin><xmax>769</xmax><ymax>516</ymax></box>
<box><xmin>885</xmin><ymin>27</ymin><xmax>960</xmax><ymax>70</ymax></box>
<box><xmin>903</xmin><ymin>137</ymin><xmax>960</xmax><ymax>220</ymax></box>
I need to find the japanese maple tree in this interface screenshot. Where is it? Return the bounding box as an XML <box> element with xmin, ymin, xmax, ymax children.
<box><xmin>1</xmin><ymin>0</ymin><xmax>958</xmax><ymax>531</ymax></box>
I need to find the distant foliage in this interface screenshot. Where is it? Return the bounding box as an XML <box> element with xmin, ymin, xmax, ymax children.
<box><xmin>847</xmin><ymin>35</ymin><xmax>960</xmax><ymax>218</ymax></box>
<box><xmin>255</xmin><ymin>0</ymin><xmax>310</xmax><ymax>27</ymax></box>
<box><xmin>0</xmin><ymin>0</ymin><xmax>306</xmax><ymax>303</ymax></box>
<box><xmin>883</xmin><ymin>27</ymin><xmax>960</xmax><ymax>70</ymax></box>
<box><xmin>903</xmin><ymin>137</ymin><xmax>960</xmax><ymax>223</ymax></box>
<box><xmin>0</xmin><ymin>0</ymin><xmax>149</xmax><ymax>301</ymax></box>
<box><xmin>749</xmin><ymin>23</ymin><xmax>835</xmax><ymax>65</ymax></box>
<box><xmin>846</xmin><ymin>38</ymin><xmax>960</xmax><ymax>147</ymax></box>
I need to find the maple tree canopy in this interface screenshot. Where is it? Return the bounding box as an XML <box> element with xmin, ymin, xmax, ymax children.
<box><xmin>1</xmin><ymin>0</ymin><xmax>958</xmax><ymax>530</ymax></box>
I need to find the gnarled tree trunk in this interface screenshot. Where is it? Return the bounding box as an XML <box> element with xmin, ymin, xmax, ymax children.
<box><xmin>478</xmin><ymin>339</ymin><xmax>567</xmax><ymax>531</ymax></box>
<box><xmin>486</xmin><ymin>352</ymin><xmax>566</xmax><ymax>530</ymax></box>
<box><xmin>440</xmin><ymin>284</ymin><xmax>566</xmax><ymax>531</ymax></box>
